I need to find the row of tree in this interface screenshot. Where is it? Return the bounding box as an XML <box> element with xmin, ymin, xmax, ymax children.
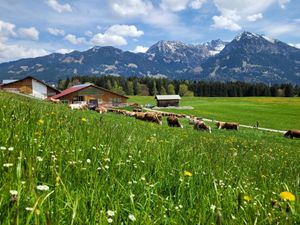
<box><xmin>58</xmin><ymin>76</ymin><xmax>300</xmax><ymax>97</ymax></box>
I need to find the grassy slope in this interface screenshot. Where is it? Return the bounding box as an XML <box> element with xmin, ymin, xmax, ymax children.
<box><xmin>129</xmin><ymin>96</ymin><xmax>300</xmax><ymax>130</ymax></box>
<box><xmin>1</xmin><ymin>91</ymin><xmax>300</xmax><ymax>224</ymax></box>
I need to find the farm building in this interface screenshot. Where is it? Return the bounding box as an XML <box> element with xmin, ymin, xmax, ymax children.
<box><xmin>155</xmin><ymin>95</ymin><xmax>181</xmax><ymax>107</ymax></box>
<box><xmin>51</xmin><ymin>83</ymin><xmax>128</xmax><ymax>107</ymax></box>
<box><xmin>0</xmin><ymin>76</ymin><xmax>60</xmax><ymax>99</ymax></box>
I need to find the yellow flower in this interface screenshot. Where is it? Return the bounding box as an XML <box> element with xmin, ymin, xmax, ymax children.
<box><xmin>280</xmin><ymin>191</ymin><xmax>295</xmax><ymax>202</ymax></box>
<box><xmin>37</xmin><ymin>119</ymin><xmax>44</xmax><ymax>125</ymax></box>
<box><xmin>56</xmin><ymin>176</ymin><xmax>61</xmax><ymax>186</ymax></box>
<box><xmin>81</xmin><ymin>118</ymin><xmax>87</xmax><ymax>122</ymax></box>
<box><xmin>184</xmin><ymin>171</ymin><xmax>192</xmax><ymax>177</ymax></box>
<box><xmin>243</xmin><ymin>195</ymin><xmax>252</xmax><ymax>202</ymax></box>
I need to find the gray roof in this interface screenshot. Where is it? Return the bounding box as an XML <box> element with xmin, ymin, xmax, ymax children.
<box><xmin>155</xmin><ymin>95</ymin><xmax>181</xmax><ymax>100</ymax></box>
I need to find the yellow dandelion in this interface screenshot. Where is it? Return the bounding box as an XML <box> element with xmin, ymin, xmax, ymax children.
<box><xmin>37</xmin><ymin>119</ymin><xmax>44</xmax><ymax>125</ymax></box>
<box><xmin>184</xmin><ymin>171</ymin><xmax>192</xmax><ymax>177</ymax></box>
<box><xmin>81</xmin><ymin>118</ymin><xmax>87</xmax><ymax>122</ymax></box>
<box><xmin>280</xmin><ymin>191</ymin><xmax>295</xmax><ymax>202</ymax></box>
<box><xmin>243</xmin><ymin>195</ymin><xmax>252</xmax><ymax>202</ymax></box>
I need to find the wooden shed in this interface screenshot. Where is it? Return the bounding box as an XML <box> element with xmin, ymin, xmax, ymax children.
<box><xmin>0</xmin><ymin>76</ymin><xmax>60</xmax><ymax>99</ymax></box>
<box><xmin>155</xmin><ymin>95</ymin><xmax>181</xmax><ymax>107</ymax></box>
<box><xmin>51</xmin><ymin>83</ymin><xmax>128</xmax><ymax>107</ymax></box>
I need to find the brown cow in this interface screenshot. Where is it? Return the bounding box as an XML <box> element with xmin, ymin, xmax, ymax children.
<box><xmin>194</xmin><ymin>121</ymin><xmax>211</xmax><ymax>133</ymax></box>
<box><xmin>48</xmin><ymin>98</ymin><xmax>60</xmax><ymax>104</ymax></box>
<box><xmin>284</xmin><ymin>130</ymin><xmax>300</xmax><ymax>139</ymax></box>
<box><xmin>167</xmin><ymin>116</ymin><xmax>183</xmax><ymax>128</ymax></box>
<box><xmin>216</xmin><ymin>122</ymin><xmax>239</xmax><ymax>130</ymax></box>
<box><xmin>144</xmin><ymin>112</ymin><xmax>162</xmax><ymax>125</ymax></box>
<box><xmin>95</xmin><ymin>106</ymin><xmax>107</xmax><ymax>114</ymax></box>
<box><xmin>135</xmin><ymin>112</ymin><xmax>146</xmax><ymax>120</ymax></box>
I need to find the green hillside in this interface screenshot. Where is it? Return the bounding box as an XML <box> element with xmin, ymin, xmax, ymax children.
<box><xmin>0</xmin><ymin>91</ymin><xmax>299</xmax><ymax>224</ymax></box>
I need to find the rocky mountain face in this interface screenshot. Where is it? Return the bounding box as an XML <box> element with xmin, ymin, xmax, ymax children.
<box><xmin>0</xmin><ymin>31</ymin><xmax>299</xmax><ymax>84</ymax></box>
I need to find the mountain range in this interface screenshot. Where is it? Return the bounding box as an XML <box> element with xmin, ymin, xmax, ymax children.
<box><xmin>0</xmin><ymin>31</ymin><xmax>300</xmax><ymax>84</ymax></box>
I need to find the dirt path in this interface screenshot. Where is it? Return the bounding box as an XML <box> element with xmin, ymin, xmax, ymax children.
<box><xmin>143</xmin><ymin>107</ymin><xmax>287</xmax><ymax>134</ymax></box>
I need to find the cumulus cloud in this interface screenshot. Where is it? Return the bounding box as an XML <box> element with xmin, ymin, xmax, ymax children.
<box><xmin>109</xmin><ymin>0</ymin><xmax>153</xmax><ymax>17</ymax></box>
<box><xmin>212</xmin><ymin>15</ymin><xmax>241</xmax><ymax>31</ymax></box>
<box><xmin>55</xmin><ymin>48</ymin><xmax>74</xmax><ymax>54</ymax></box>
<box><xmin>132</xmin><ymin>45</ymin><xmax>149</xmax><ymax>53</ymax></box>
<box><xmin>278</xmin><ymin>0</ymin><xmax>290</xmax><ymax>8</ymax></box>
<box><xmin>0</xmin><ymin>20</ymin><xmax>16</xmax><ymax>39</ymax></box>
<box><xmin>46</xmin><ymin>0</ymin><xmax>72</xmax><ymax>13</ymax></box>
<box><xmin>91</xmin><ymin>33</ymin><xmax>127</xmax><ymax>46</ymax></box>
<box><xmin>247</xmin><ymin>13</ymin><xmax>263</xmax><ymax>22</ymax></box>
<box><xmin>47</xmin><ymin>27</ymin><xmax>65</xmax><ymax>36</ymax></box>
<box><xmin>18</xmin><ymin>27</ymin><xmax>39</xmax><ymax>41</ymax></box>
<box><xmin>160</xmin><ymin>0</ymin><xmax>206</xmax><ymax>11</ymax></box>
<box><xmin>106</xmin><ymin>25</ymin><xmax>144</xmax><ymax>37</ymax></box>
<box><xmin>0</xmin><ymin>40</ymin><xmax>48</xmax><ymax>62</ymax></box>
<box><xmin>64</xmin><ymin>34</ymin><xmax>87</xmax><ymax>45</ymax></box>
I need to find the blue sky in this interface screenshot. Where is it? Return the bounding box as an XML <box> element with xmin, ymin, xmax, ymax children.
<box><xmin>0</xmin><ymin>0</ymin><xmax>299</xmax><ymax>62</ymax></box>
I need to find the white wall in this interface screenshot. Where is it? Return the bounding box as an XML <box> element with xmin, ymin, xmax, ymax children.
<box><xmin>32</xmin><ymin>79</ymin><xmax>47</xmax><ymax>99</ymax></box>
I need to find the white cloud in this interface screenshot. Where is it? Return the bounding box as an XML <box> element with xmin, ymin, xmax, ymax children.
<box><xmin>110</xmin><ymin>0</ymin><xmax>153</xmax><ymax>17</ymax></box>
<box><xmin>278</xmin><ymin>0</ymin><xmax>290</xmax><ymax>8</ymax></box>
<box><xmin>0</xmin><ymin>40</ymin><xmax>48</xmax><ymax>62</ymax></box>
<box><xmin>189</xmin><ymin>0</ymin><xmax>207</xmax><ymax>9</ymax></box>
<box><xmin>48</xmin><ymin>27</ymin><xmax>65</xmax><ymax>36</ymax></box>
<box><xmin>46</xmin><ymin>0</ymin><xmax>72</xmax><ymax>13</ymax></box>
<box><xmin>132</xmin><ymin>45</ymin><xmax>149</xmax><ymax>53</ymax></box>
<box><xmin>160</xmin><ymin>0</ymin><xmax>189</xmax><ymax>12</ymax></box>
<box><xmin>266</xmin><ymin>23</ymin><xmax>297</xmax><ymax>36</ymax></box>
<box><xmin>18</xmin><ymin>27</ymin><xmax>39</xmax><ymax>41</ymax></box>
<box><xmin>64</xmin><ymin>34</ymin><xmax>87</xmax><ymax>45</ymax></box>
<box><xmin>55</xmin><ymin>48</ymin><xmax>74</xmax><ymax>54</ymax></box>
<box><xmin>212</xmin><ymin>15</ymin><xmax>241</xmax><ymax>31</ymax></box>
<box><xmin>247</xmin><ymin>13</ymin><xmax>263</xmax><ymax>22</ymax></box>
<box><xmin>106</xmin><ymin>25</ymin><xmax>144</xmax><ymax>37</ymax></box>
<box><xmin>90</xmin><ymin>33</ymin><xmax>127</xmax><ymax>46</ymax></box>
<box><xmin>0</xmin><ymin>20</ymin><xmax>16</xmax><ymax>39</ymax></box>
<box><xmin>85</xmin><ymin>31</ymin><xmax>93</xmax><ymax>37</ymax></box>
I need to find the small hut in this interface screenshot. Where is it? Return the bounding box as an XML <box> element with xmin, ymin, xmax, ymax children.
<box><xmin>155</xmin><ymin>95</ymin><xmax>181</xmax><ymax>107</ymax></box>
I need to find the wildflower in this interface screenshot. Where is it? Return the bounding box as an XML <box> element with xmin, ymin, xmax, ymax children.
<box><xmin>36</xmin><ymin>156</ymin><xmax>43</xmax><ymax>162</ymax></box>
<box><xmin>128</xmin><ymin>214</ymin><xmax>136</xmax><ymax>222</ymax></box>
<box><xmin>3</xmin><ymin>163</ymin><xmax>13</xmax><ymax>167</ymax></box>
<box><xmin>25</xmin><ymin>207</ymin><xmax>34</xmax><ymax>211</ymax></box>
<box><xmin>10</xmin><ymin>190</ymin><xmax>18</xmax><ymax>195</ymax></box>
<box><xmin>0</xmin><ymin>146</ymin><xmax>6</xmax><ymax>150</ymax></box>
<box><xmin>37</xmin><ymin>119</ymin><xmax>44</xmax><ymax>125</ymax></box>
<box><xmin>81</xmin><ymin>118</ymin><xmax>87</xmax><ymax>122</ymax></box>
<box><xmin>36</xmin><ymin>185</ymin><xmax>50</xmax><ymax>191</ymax></box>
<box><xmin>280</xmin><ymin>191</ymin><xmax>295</xmax><ymax>202</ymax></box>
<box><xmin>107</xmin><ymin>210</ymin><xmax>115</xmax><ymax>217</ymax></box>
<box><xmin>140</xmin><ymin>177</ymin><xmax>146</xmax><ymax>181</ymax></box>
<box><xmin>104</xmin><ymin>165</ymin><xmax>109</xmax><ymax>169</ymax></box>
<box><xmin>56</xmin><ymin>176</ymin><xmax>61</xmax><ymax>185</ymax></box>
<box><xmin>86</xmin><ymin>159</ymin><xmax>91</xmax><ymax>164</ymax></box>
<box><xmin>210</xmin><ymin>204</ymin><xmax>216</xmax><ymax>212</ymax></box>
<box><xmin>184</xmin><ymin>171</ymin><xmax>192</xmax><ymax>177</ymax></box>
<box><xmin>243</xmin><ymin>195</ymin><xmax>252</xmax><ymax>202</ymax></box>
<box><xmin>107</xmin><ymin>218</ymin><xmax>113</xmax><ymax>223</ymax></box>
<box><xmin>8</xmin><ymin>147</ymin><xmax>14</xmax><ymax>151</ymax></box>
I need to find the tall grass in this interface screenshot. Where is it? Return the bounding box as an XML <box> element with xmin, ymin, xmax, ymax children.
<box><xmin>0</xmin><ymin>91</ymin><xmax>299</xmax><ymax>224</ymax></box>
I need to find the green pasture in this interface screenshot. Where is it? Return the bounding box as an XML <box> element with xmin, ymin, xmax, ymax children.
<box><xmin>129</xmin><ymin>96</ymin><xmax>300</xmax><ymax>130</ymax></box>
<box><xmin>0</xmin><ymin>91</ymin><xmax>300</xmax><ymax>224</ymax></box>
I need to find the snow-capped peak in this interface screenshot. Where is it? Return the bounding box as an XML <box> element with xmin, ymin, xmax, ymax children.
<box><xmin>262</xmin><ymin>35</ymin><xmax>275</xmax><ymax>44</ymax></box>
<box><xmin>235</xmin><ymin>31</ymin><xmax>260</xmax><ymax>41</ymax></box>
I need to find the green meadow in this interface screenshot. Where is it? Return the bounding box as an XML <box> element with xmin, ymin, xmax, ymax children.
<box><xmin>129</xmin><ymin>96</ymin><xmax>300</xmax><ymax>130</ymax></box>
<box><xmin>1</xmin><ymin>91</ymin><xmax>300</xmax><ymax>224</ymax></box>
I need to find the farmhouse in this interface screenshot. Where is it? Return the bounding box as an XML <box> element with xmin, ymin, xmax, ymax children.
<box><xmin>51</xmin><ymin>83</ymin><xmax>128</xmax><ymax>107</ymax></box>
<box><xmin>155</xmin><ymin>95</ymin><xmax>181</xmax><ymax>107</ymax></box>
<box><xmin>0</xmin><ymin>76</ymin><xmax>60</xmax><ymax>99</ymax></box>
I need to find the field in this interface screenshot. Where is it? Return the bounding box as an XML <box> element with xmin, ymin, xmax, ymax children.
<box><xmin>129</xmin><ymin>96</ymin><xmax>300</xmax><ymax>130</ymax></box>
<box><xmin>1</xmin><ymin>91</ymin><xmax>300</xmax><ymax>224</ymax></box>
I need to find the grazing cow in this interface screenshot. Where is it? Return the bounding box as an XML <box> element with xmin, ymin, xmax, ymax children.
<box><xmin>167</xmin><ymin>116</ymin><xmax>183</xmax><ymax>128</ymax></box>
<box><xmin>189</xmin><ymin>117</ymin><xmax>202</xmax><ymax>125</ymax></box>
<box><xmin>194</xmin><ymin>121</ymin><xmax>211</xmax><ymax>133</ymax></box>
<box><xmin>144</xmin><ymin>112</ymin><xmax>162</xmax><ymax>125</ymax></box>
<box><xmin>48</xmin><ymin>98</ymin><xmax>60</xmax><ymax>104</ymax></box>
<box><xmin>124</xmin><ymin>111</ymin><xmax>136</xmax><ymax>117</ymax></box>
<box><xmin>284</xmin><ymin>130</ymin><xmax>300</xmax><ymax>139</ymax></box>
<box><xmin>69</xmin><ymin>103</ymin><xmax>88</xmax><ymax>110</ymax></box>
<box><xmin>135</xmin><ymin>112</ymin><xmax>146</xmax><ymax>120</ymax></box>
<box><xmin>216</xmin><ymin>122</ymin><xmax>239</xmax><ymax>130</ymax></box>
<box><xmin>95</xmin><ymin>106</ymin><xmax>107</xmax><ymax>114</ymax></box>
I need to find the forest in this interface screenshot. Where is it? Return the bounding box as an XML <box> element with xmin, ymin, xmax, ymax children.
<box><xmin>58</xmin><ymin>76</ymin><xmax>300</xmax><ymax>97</ymax></box>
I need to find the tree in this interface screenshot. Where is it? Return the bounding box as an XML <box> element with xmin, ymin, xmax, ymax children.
<box><xmin>179</xmin><ymin>83</ymin><xmax>189</xmax><ymax>96</ymax></box>
<box><xmin>150</xmin><ymin>80</ymin><xmax>157</xmax><ymax>96</ymax></box>
<box><xmin>140</xmin><ymin>84</ymin><xmax>150</xmax><ymax>96</ymax></box>
<box><xmin>284</xmin><ymin>84</ymin><xmax>294</xmax><ymax>97</ymax></box>
<box><xmin>160</xmin><ymin>86</ymin><xmax>167</xmax><ymax>95</ymax></box>
<box><xmin>126</xmin><ymin>81</ymin><xmax>134</xmax><ymax>95</ymax></box>
<box><xmin>134</xmin><ymin>80</ymin><xmax>142</xmax><ymax>95</ymax></box>
<box><xmin>167</xmin><ymin>84</ymin><xmax>175</xmax><ymax>94</ymax></box>
<box><xmin>112</xmin><ymin>80</ymin><xmax>125</xmax><ymax>95</ymax></box>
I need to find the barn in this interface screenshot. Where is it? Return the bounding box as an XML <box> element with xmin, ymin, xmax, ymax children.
<box><xmin>51</xmin><ymin>83</ymin><xmax>128</xmax><ymax>107</ymax></box>
<box><xmin>0</xmin><ymin>76</ymin><xmax>60</xmax><ymax>99</ymax></box>
<box><xmin>155</xmin><ymin>95</ymin><xmax>181</xmax><ymax>107</ymax></box>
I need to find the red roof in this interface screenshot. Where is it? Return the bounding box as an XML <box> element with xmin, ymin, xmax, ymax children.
<box><xmin>51</xmin><ymin>84</ymin><xmax>128</xmax><ymax>99</ymax></box>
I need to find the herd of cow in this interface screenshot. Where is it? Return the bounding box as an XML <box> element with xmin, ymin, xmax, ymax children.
<box><xmin>48</xmin><ymin>99</ymin><xmax>300</xmax><ymax>139</ymax></box>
